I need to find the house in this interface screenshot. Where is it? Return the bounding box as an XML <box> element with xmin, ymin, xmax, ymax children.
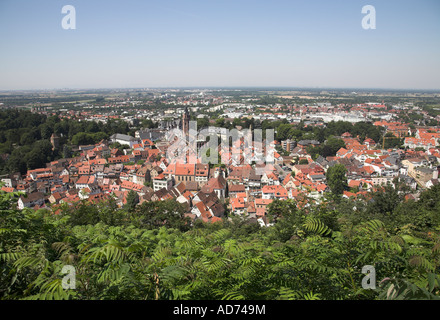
<box><xmin>201</xmin><ymin>175</ymin><xmax>227</xmax><ymax>200</ymax></box>
<box><xmin>75</xmin><ymin>175</ymin><xmax>96</xmax><ymax>190</ymax></box>
<box><xmin>49</xmin><ymin>192</ymin><xmax>63</xmax><ymax>204</ymax></box>
<box><xmin>261</xmin><ymin>185</ymin><xmax>288</xmax><ymax>200</ymax></box>
<box><xmin>168</xmin><ymin>182</ymin><xmax>187</xmax><ymax>199</ymax></box>
<box><xmin>175</xmin><ymin>164</ymin><xmax>196</xmax><ymax>183</ymax></box>
<box><xmin>1</xmin><ymin>186</ymin><xmax>15</xmax><ymax>193</ymax></box>
<box><xmin>228</xmin><ymin>184</ymin><xmax>246</xmax><ymax>197</ymax></box>
<box><xmin>255</xmin><ymin>198</ymin><xmax>273</xmax><ymax>215</ymax></box>
<box><xmin>111</xmin><ymin>148</ymin><xmax>123</xmax><ymax>157</ymax></box>
<box><xmin>150</xmin><ymin>166</ymin><xmax>163</xmax><ymax>179</ymax></box>
<box><xmin>164</xmin><ymin>163</ymin><xmax>196</xmax><ymax>184</ymax></box>
<box><xmin>108</xmin><ymin>155</ymin><xmax>134</xmax><ymax>164</ymax></box>
<box><xmin>195</xmin><ymin>163</ymin><xmax>210</xmax><ymax>186</ymax></box>
<box><xmin>371</xmin><ymin>176</ymin><xmax>393</xmax><ymax>186</ymax></box>
<box><xmin>153</xmin><ymin>173</ymin><xmax>173</xmax><ymax>191</ymax></box>
<box><xmin>412</xmin><ymin>167</ymin><xmax>438</xmax><ymax>188</ymax></box>
<box><xmin>78</xmin><ymin>186</ymin><xmax>102</xmax><ymax>200</ymax></box>
<box><xmin>399</xmin><ymin>174</ymin><xmax>417</xmax><ymax>190</ymax></box>
<box><xmin>274</xmin><ymin>152</ymin><xmax>284</xmax><ymax>165</ymax></box>
<box><xmin>261</xmin><ymin>172</ymin><xmax>279</xmax><ymax>186</ymax></box>
<box><xmin>282</xmin><ymin>173</ymin><xmax>300</xmax><ymax>189</ymax></box>
<box><xmin>120</xmin><ymin>180</ymin><xmax>148</xmax><ymax>196</ymax></box>
<box><xmin>248</xmin><ymin>170</ymin><xmax>262</xmax><ymax>190</ymax></box>
<box><xmin>281</xmin><ymin>139</ymin><xmax>295</xmax><ymax>152</ymax></box>
<box><xmin>151</xmin><ymin>188</ymin><xmax>173</xmax><ymax>201</ymax></box>
<box><xmin>1</xmin><ymin>175</ymin><xmax>17</xmax><ymax>188</ymax></box>
<box><xmin>28</xmin><ymin>168</ymin><xmax>52</xmax><ymax>181</ymax></box>
<box><xmin>190</xmin><ymin>191</ymin><xmax>225</xmax><ymax>222</ymax></box>
<box><xmin>230</xmin><ymin>196</ymin><xmax>247</xmax><ymax>215</ymax></box>
<box><xmin>136</xmin><ymin>167</ymin><xmax>150</xmax><ymax>185</ymax></box>
<box><xmin>336</xmin><ymin>148</ymin><xmax>349</xmax><ymax>158</ymax></box>
<box><xmin>426</xmin><ymin>179</ymin><xmax>440</xmax><ymax>189</ymax></box>
<box><xmin>18</xmin><ymin>192</ymin><xmax>45</xmax><ymax>210</ymax></box>
<box><xmin>363</xmin><ymin>138</ymin><xmax>377</xmax><ymax>149</ymax></box>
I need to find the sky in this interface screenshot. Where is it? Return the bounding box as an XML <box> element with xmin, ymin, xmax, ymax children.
<box><xmin>0</xmin><ymin>0</ymin><xmax>439</xmax><ymax>90</ymax></box>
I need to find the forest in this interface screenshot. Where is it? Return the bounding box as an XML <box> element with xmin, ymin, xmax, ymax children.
<box><xmin>1</xmin><ymin>182</ymin><xmax>440</xmax><ymax>300</ymax></box>
<box><xmin>0</xmin><ymin>110</ymin><xmax>131</xmax><ymax>174</ymax></box>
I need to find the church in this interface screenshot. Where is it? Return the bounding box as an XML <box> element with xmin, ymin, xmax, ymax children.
<box><xmin>181</xmin><ymin>106</ymin><xmax>190</xmax><ymax>136</ymax></box>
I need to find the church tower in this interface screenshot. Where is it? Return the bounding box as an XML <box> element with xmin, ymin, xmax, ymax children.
<box><xmin>50</xmin><ymin>133</ymin><xmax>60</xmax><ymax>150</ymax></box>
<box><xmin>182</xmin><ymin>106</ymin><xmax>190</xmax><ymax>136</ymax></box>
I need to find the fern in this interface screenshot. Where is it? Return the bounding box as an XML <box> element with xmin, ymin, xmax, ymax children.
<box><xmin>277</xmin><ymin>287</ymin><xmax>300</xmax><ymax>300</ymax></box>
<box><xmin>409</xmin><ymin>255</ymin><xmax>435</xmax><ymax>272</ymax></box>
<box><xmin>303</xmin><ymin>217</ymin><xmax>332</xmax><ymax>236</ymax></box>
<box><xmin>303</xmin><ymin>291</ymin><xmax>321</xmax><ymax>300</ymax></box>
<box><xmin>0</xmin><ymin>252</ymin><xmax>21</xmax><ymax>262</ymax></box>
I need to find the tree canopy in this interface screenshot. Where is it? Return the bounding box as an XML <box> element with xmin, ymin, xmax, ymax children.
<box><xmin>1</xmin><ymin>183</ymin><xmax>440</xmax><ymax>300</ymax></box>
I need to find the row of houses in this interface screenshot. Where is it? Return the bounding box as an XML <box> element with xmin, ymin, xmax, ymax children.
<box><xmin>4</xmin><ymin>122</ymin><xmax>440</xmax><ymax>227</ymax></box>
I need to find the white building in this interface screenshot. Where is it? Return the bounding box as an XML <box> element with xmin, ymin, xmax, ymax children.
<box><xmin>109</xmin><ymin>133</ymin><xmax>140</xmax><ymax>147</ymax></box>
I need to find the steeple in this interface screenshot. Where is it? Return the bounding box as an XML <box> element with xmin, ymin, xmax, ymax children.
<box><xmin>182</xmin><ymin>107</ymin><xmax>190</xmax><ymax>136</ymax></box>
<box><xmin>50</xmin><ymin>133</ymin><xmax>60</xmax><ymax>150</ymax></box>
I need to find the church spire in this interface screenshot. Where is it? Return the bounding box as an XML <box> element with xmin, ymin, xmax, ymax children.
<box><xmin>182</xmin><ymin>106</ymin><xmax>190</xmax><ymax>136</ymax></box>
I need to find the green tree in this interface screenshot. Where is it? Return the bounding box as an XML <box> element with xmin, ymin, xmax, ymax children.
<box><xmin>276</xmin><ymin>123</ymin><xmax>293</xmax><ymax>141</ymax></box>
<box><xmin>326</xmin><ymin>164</ymin><xmax>348</xmax><ymax>196</ymax></box>
<box><xmin>132</xmin><ymin>199</ymin><xmax>190</xmax><ymax>231</ymax></box>
<box><xmin>124</xmin><ymin>190</ymin><xmax>139</xmax><ymax>213</ymax></box>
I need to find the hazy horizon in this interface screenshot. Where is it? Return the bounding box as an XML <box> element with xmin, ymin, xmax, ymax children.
<box><xmin>2</xmin><ymin>86</ymin><xmax>440</xmax><ymax>93</ymax></box>
<box><xmin>1</xmin><ymin>0</ymin><xmax>440</xmax><ymax>91</ymax></box>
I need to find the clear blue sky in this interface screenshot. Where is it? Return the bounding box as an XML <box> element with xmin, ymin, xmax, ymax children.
<box><xmin>0</xmin><ymin>0</ymin><xmax>439</xmax><ymax>90</ymax></box>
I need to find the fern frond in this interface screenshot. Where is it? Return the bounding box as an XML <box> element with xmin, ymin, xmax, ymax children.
<box><xmin>303</xmin><ymin>217</ymin><xmax>332</xmax><ymax>236</ymax></box>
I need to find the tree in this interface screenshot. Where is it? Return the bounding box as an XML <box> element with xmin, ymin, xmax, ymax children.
<box><xmin>40</xmin><ymin>123</ymin><xmax>53</xmax><ymax>140</ymax></box>
<box><xmin>63</xmin><ymin>145</ymin><xmax>72</xmax><ymax>158</ymax></box>
<box><xmin>363</xmin><ymin>185</ymin><xmax>402</xmax><ymax>226</ymax></box>
<box><xmin>326</xmin><ymin>164</ymin><xmax>348</xmax><ymax>196</ymax></box>
<box><xmin>132</xmin><ymin>199</ymin><xmax>190</xmax><ymax>231</ymax></box>
<box><xmin>142</xmin><ymin>119</ymin><xmax>156</xmax><ymax>129</ymax></box>
<box><xmin>86</xmin><ymin>121</ymin><xmax>100</xmax><ymax>133</ymax></box>
<box><xmin>267</xmin><ymin>198</ymin><xmax>299</xmax><ymax>223</ymax></box>
<box><xmin>2</xmin><ymin>184</ymin><xmax>440</xmax><ymax>300</ymax></box>
<box><xmin>324</xmin><ymin>136</ymin><xmax>346</xmax><ymax>156</ymax></box>
<box><xmin>197</xmin><ymin>117</ymin><xmax>210</xmax><ymax>130</ymax></box>
<box><xmin>215</xmin><ymin>118</ymin><xmax>225</xmax><ymax>127</ymax></box>
<box><xmin>383</xmin><ymin>132</ymin><xmax>403</xmax><ymax>149</ymax></box>
<box><xmin>24</xmin><ymin>140</ymin><xmax>53</xmax><ymax>170</ymax></box>
<box><xmin>124</xmin><ymin>190</ymin><xmax>139</xmax><ymax>212</ymax></box>
<box><xmin>19</xmin><ymin>132</ymin><xmax>36</xmax><ymax>146</ymax></box>
<box><xmin>276</xmin><ymin>123</ymin><xmax>293</xmax><ymax>141</ymax></box>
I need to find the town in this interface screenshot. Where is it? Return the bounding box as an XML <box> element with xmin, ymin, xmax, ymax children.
<box><xmin>1</xmin><ymin>87</ymin><xmax>439</xmax><ymax>227</ymax></box>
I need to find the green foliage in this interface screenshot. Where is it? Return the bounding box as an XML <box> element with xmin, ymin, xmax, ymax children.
<box><xmin>1</xmin><ymin>179</ymin><xmax>440</xmax><ymax>300</ymax></box>
<box><xmin>0</xmin><ymin>110</ymin><xmax>132</xmax><ymax>175</ymax></box>
<box><xmin>131</xmin><ymin>199</ymin><xmax>191</xmax><ymax>231</ymax></box>
<box><xmin>124</xmin><ymin>190</ymin><xmax>139</xmax><ymax>213</ymax></box>
<box><xmin>383</xmin><ymin>132</ymin><xmax>403</xmax><ymax>149</ymax></box>
<box><xmin>71</xmin><ymin>132</ymin><xmax>108</xmax><ymax>146</ymax></box>
<box><xmin>307</xmin><ymin>136</ymin><xmax>346</xmax><ymax>159</ymax></box>
<box><xmin>326</xmin><ymin>164</ymin><xmax>348</xmax><ymax>196</ymax></box>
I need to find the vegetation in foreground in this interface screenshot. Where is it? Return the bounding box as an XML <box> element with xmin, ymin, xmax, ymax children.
<box><xmin>1</xmin><ymin>183</ymin><xmax>440</xmax><ymax>300</ymax></box>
